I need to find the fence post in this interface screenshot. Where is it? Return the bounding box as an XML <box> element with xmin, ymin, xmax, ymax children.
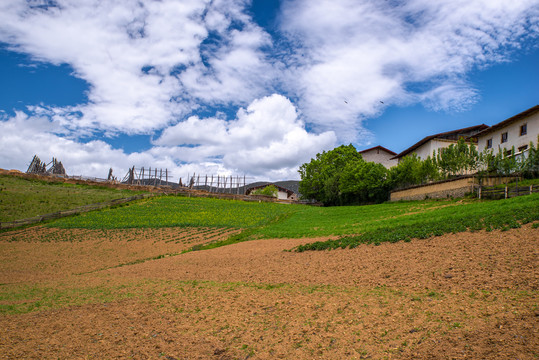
<box><xmin>478</xmin><ymin>186</ymin><xmax>482</xmax><ymax>199</ymax></box>
<box><xmin>531</xmin><ymin>185</ymin><xmax>533</xmax><ymax>195</ymax></box>
<box><xmin>505</xmin><ymin>186</ymin><xmax>508</xmax><ymax>199</ymax></box>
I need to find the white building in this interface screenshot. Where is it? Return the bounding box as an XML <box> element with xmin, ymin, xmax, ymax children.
<box><xmin>392</xmin><ymin>124</ymin><xmax>489</xmax><ymax>163</ymax></box>
<box><xmin>473</xmin><ymin>105</ymin><xmax>539</xmax><ymax>158</ymax></box>
<box><xmin>358</xmin><ymin>146</ymin><xmax>398</xmax><ymax>168</ymax></box>
<box><xmin>245</xmin><ymin>181</ymin><xmax>300</xmax><ymax>201</ymax></box>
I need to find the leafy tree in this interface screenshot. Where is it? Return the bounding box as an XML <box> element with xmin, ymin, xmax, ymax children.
<box><xmin>435</xmin><ymin>138</ymin><xmax>479</xmax><ymax>177</ymax></box>
<box><xmin>388</xmin><ymin>154</ymin><xmax>424</xmax><ymax>189</ymax></box>
<box><xmin>340</xmin><ymin>160</ymin><xmax>390</xmax><ymax>203</ymax></box>
<box><xmin>419</xmin><ymin>155</ymin><xmax>441</xmax><ymax>183</ymax></box>
<box><xmin>521</xmin><ymin>137</ymin><xmax>539</xmax><ymax>178</ymax></box>
<box><xmin>299</xmin><ymin>144</ymin><xmax>394</xmax><ymax>205</ymax></box>
<box><xmin>299</xmin><ymin>144</ymin><xmax>363</xmax><ymax>205</ymax></box>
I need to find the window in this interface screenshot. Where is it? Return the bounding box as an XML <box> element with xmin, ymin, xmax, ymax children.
<box><xmin>501</xmin><ymin>132</ymin><xmax>508</xmax><ymax>143</ymax></box>
<box><xmin>520</xmin><ymin>123</ymin><xmax>527</xmax><ymax>136</ymax></box>
<box><xmin>486</xmin><ymin>138</ymin><xmax>492</xmax><ymax>149</ymax></box>
<box><xmin>518</xmin><ymin>145</ymin><xmax>528</xmax><ymax>153</ymax></box>
<box><xmin>504</xmin><ymin>149</ymin><xmax>512</xmax><ymax>157</ymax></box>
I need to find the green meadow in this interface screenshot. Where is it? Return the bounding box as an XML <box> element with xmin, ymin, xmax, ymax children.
<box><xmin>47</xmin><ymin>192</ymin><xmax>539</xmax><ymax>251</ymax></box>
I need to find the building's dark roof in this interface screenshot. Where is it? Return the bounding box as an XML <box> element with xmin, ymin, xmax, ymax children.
<box><xmin>472</xmin><ymin>105</ymin><xmax>539</xmax><ymax>138</ymax></box>
<box><xmin>391</xmin><ymin>124</ymin><xmax>489</xmax><ymax>159</ymax></box>
<box><xmin>358</xmin><ymin>145</ymin><xmax>397</xmax><ymax>156</ymax></box>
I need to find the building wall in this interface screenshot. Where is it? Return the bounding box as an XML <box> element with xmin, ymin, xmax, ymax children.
<box><xmin>390</xmin><ymin>177</ymin><xmax>475</xmax><ymax>201</ymax></box>
<box><xmin>399</xmin><ymin>139</ymin><xmax>457</xmax><ymax>163</ymax></box>
<box><xmin>277</xmin><ymin>190</ymin><xmax>288</xmax><ymax>200</ymax></box>
<box><xmin>360</xmin><ymin>149</ymin><xmax>398</xmax><ymax>168</ymax></box>
<box><xmin>477</xmin><ymin>111</ymin><xmax>539</xmax><ymax>156</ymax></box>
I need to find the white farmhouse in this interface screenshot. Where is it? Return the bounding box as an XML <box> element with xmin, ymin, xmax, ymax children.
<box><xmin>358</xmin><ymin>146</ymin><xmax>398</xmax><ymax>168</ymax></box>
<box><xmin>473</xmin><ymin>105</ymin><xmax>539</xmax><ymax>158</ymax></box>
<box><xmin>245</xmin><ymin>181</ymin><xmax>300</xmax><ymax>201</ymax></box>
<box><xmin>391</xmin><ymin>124</ymin><xmax>489</xmax><ymax>163</ymax></box>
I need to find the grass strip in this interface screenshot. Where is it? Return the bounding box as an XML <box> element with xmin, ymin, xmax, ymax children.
<box><xmin>294</xmin><ymin>194</ymin><xmax>539</xmax><ymax>251</ymax></box>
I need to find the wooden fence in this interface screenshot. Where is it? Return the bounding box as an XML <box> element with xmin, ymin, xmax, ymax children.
<box><xmin>0</xmin><ymin>193</ymin><xmax>153</xmax><ymax>230</ymax></box>
<box><xmin>478</xmin><ymin>184</ymin><xmax>538</xmax><ymax>200</ymax></box>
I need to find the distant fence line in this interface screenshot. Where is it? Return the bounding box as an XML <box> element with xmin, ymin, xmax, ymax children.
<box><xmin>478</xmin><ymin>184</ymin><xmax>538</xmax><ymax>200</ymax></box>
<box><xmin>0</xmin><ymin>194</ymin><xmax>153</xmax><ymax>230</ymax></box>
<box><xmin>183</xmin><ymin>174</ymin><xmax>248</xmax><ymax>195</ymax></box>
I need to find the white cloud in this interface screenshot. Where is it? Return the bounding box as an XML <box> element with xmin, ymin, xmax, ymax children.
<box><xmin>0</xmin><ymin>0</ymin><xmax>538</xmax><ymax>180</ymax></box>
<box><xmin>155</xmin><ymin>94</ymin><xmax>337</xmax><ymax>177</ymax></box>
<box><xmin>0</xmin><ymin>96</ymin><xmax>336</xmax><ymax>181</ymax></box>
<box><xmin>279</xmin><ymin>0</ymin><xmax>539</xmax><ymax>140</ymax></box>
<box><xmin>0</xmin><ymin>0</ymin><xmax>275</xmax><ymax>134</ymax></box>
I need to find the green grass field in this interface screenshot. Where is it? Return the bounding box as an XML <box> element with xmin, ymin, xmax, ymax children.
<box><xmin>50</xmin><ymin>196</ymin><xmax>298</xmax><ymax>229</ymax></box>
<box><xmin>0</xmin><ymin>175</ymin><xmax>146</xmax><ymax>222</ymax></box>
<box><xmin>46</xmin><ymin>191</ymin><xmax>539</xmax><ymax>251</ymax></box>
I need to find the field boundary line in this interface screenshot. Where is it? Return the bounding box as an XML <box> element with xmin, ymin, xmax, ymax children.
<box><xmin>0</xmin><ymin>193</ymin><xmax>154</xmax><ymax>230</ymax></box>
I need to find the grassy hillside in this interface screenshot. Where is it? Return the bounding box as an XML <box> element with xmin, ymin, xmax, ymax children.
<box><xmin>0</xmin><ymin>175</ymin><xmax>146</xmax><ymax>222</ymax></box>
<box><xmin>50</xmin><ymin>196</ymin><xmax>298</xmax><ymax>229</ymax></box>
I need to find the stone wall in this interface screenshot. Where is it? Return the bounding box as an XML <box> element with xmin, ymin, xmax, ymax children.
<box><xmin>389</xmin><ymin>176</ymin><xmax>516</xmax><ymax>201</ymax></box>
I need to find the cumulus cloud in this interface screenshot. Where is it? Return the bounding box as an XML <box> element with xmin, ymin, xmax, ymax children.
<box><xmin>0</xmin><ymin>0</ymin><xmax>274</xmax><ymax>134</ymax></box>
<box><xmin>0</xmin><ymin>111</ymin><xmax>226</xmax><ymax>181</ymax></box>
<box><xmin>0</xmin><ymin>0</ymin><xmax>537</xmax><ymax>180</ymax></box>
<box><xmin>279</xmin><ymin>0</ymin><xmax>539</xmax><ymax>139</ymax></box>
<box><xmin>155</xmin><ymin>94</ymin><xmax>337</xmax><ymax>177</ymax></box>
<box><xmin>0</xmin><ymin>95</ymin><xmax>336</xmax><ymax>180</ymax></box>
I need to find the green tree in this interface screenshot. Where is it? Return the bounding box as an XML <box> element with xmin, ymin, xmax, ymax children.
<box><xmin>521</xmin><ymin>139</ymin><xmax>539</xmax><ymax>178</ymax></box>
<box><xmin>435</xmin><ymin>138</ymin><xmax>479</xmax><ymax>177</ymax></box>
<box><xmin>299</xmin><ymin>144</ymin><xmax>363</xmax><ymax>205</ymax></box>
<box><xmin>340</xmin><ymin>160</ymin><xmax>390</xmax><ymax>203</ymax></box>
<box><xmin>388</xmin><ymin>154</ymin><xmax>423</xmax><ymax>189</ymax></box>
<box><xmin>419</xmin><ymin>155</ymin><xmax>440</xmax><ymax>183</ymax></box>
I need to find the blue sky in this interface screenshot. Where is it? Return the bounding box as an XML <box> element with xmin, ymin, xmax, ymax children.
<box><xmin>0</xmin><ymin>0</ymin><xmax>538</xmax><ymax>181</ymax></box>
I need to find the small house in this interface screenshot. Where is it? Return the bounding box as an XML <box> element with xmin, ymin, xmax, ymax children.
<box><xmin>245</xmin><ymin>181</ymin><xmax>300</xmax><ymax>201</ymax></box>
<box><xmin>358</xmin><ymin>145</ymin><xmax>398</xmax><ymax>168</ymax></box>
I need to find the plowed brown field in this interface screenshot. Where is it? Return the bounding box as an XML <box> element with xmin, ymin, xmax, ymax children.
<box><xmin>0</xmin><ymin>225</ymin><xmax>537</xmax><ymax>359</ymax></box>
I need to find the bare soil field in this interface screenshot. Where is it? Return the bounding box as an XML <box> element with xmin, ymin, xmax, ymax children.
<box><xmin>0</xmin><ymin>225</ymin><xmax>537</xmax><ymax>359</ymax></box>
<box><xmin>0</xmin><ymin>227</ymin><xmax>240</xmax><ymax>283</ymax></box>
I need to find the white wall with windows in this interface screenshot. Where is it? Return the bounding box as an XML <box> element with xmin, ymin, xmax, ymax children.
<box><xmin>477</xmin><ymin>110</ymin><xmax>539</xmax><ymax>157</ymax></box>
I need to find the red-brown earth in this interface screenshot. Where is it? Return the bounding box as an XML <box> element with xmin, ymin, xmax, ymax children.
<box><xmin>0</xmin><ymin>225</ymin><xmax>537</xmax><ymax>359</ymax></box>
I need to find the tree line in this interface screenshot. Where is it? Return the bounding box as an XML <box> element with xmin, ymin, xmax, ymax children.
<box><xmin>299</xmin><ymin>137</ymin><xmax>539</xmax><ymax>206</ymax></box>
